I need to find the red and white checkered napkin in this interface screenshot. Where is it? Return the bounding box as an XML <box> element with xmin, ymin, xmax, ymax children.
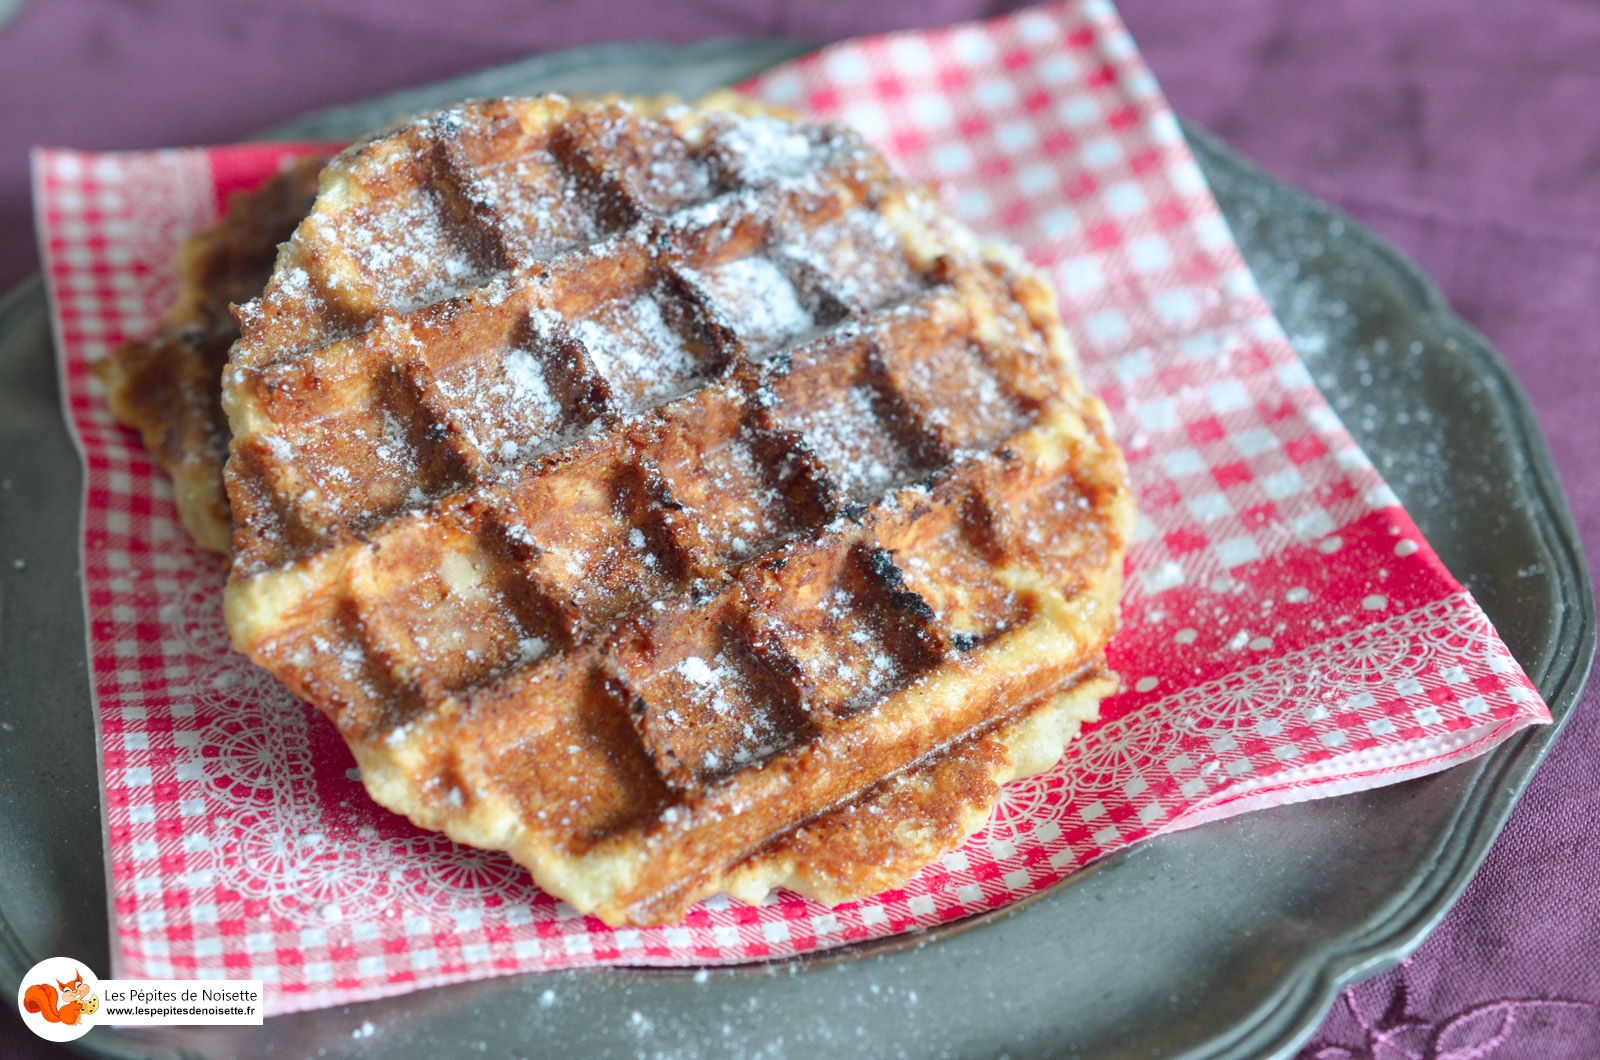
<box><xmin>31</xmin><ymin>0</ymin><xmax>1549</xmax><ymax>1017</ymax></box>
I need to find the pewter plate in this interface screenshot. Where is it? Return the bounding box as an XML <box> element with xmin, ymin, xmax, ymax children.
<box><xmin>0</xmin><ymin>39</ymin><xmax>1591</xmax><ymax>1060</ymax></box>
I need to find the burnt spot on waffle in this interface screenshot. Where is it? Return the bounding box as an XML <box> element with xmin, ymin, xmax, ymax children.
<box><xmin>222</xmin><ymin>97</ymin><xmax>1134</xmax><ymax>925</ymax></box>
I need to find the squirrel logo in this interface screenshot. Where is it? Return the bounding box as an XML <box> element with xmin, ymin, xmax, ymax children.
<box><xmin>23</xmin><ymin>968</ymin><xmax>98</xmax><ymax>1026</ymax></box>
<box><xmin>15</xmin><ymin>959</ymin><xmax>101</xmax><ymax>1041</ymax></box>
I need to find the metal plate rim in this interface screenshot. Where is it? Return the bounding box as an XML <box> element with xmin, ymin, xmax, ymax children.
<box><xmin>0</xmin><ymin>37</ymin><xmax>1592</xmax><ymax>1060</ymax></box>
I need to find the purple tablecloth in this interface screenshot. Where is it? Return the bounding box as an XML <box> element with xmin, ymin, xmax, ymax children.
<box><xmin>1</xmin><ymin>1</ymin><xmax>1595</xmax><ymax>1056</ymax></box>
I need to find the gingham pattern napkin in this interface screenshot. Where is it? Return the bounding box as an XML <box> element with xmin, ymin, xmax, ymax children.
<box><xmin>31</xmin><ymin>0</ymin><xmax>1549</xmax><ymax>1017</ymax></box>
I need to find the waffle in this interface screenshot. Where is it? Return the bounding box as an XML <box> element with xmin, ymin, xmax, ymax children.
<box><xmin>97</xmin><ymin>155</ymin><xmax>327</xmax><ymax>553</ymax></box>
<box><xmin>221</xmin><ymin>94</ymin><xmax>1134</xmax><ymax>925</ymax></box>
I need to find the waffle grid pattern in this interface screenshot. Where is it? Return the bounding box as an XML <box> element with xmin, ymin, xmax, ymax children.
<box><xmin>222</xmin><ymin>94</ymin><xmax>1132</xmax><ymax>925</ymax></box>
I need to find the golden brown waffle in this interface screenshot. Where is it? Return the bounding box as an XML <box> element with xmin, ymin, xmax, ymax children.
<box><xmin>97</xmin><ymin>155</ymin><xmax>327</xmax><ymax>553</ymax></box>
<box><xmin>221</xmin><ymin>95</ymin><xmax>1134</xmax><ymax>925</ymax></box>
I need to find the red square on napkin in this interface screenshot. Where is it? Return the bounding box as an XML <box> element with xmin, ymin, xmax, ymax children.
<box><xmin>32</xmin><ymin>0</ymin><xmax>1547</xmax><ymax>1016</ymax></box>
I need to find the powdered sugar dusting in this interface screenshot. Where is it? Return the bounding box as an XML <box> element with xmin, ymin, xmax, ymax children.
<box><xmin>664</xmin><ymin>651</ymin><xmax>788</xmax><ymax>767</ymax></box>
<box><xmin>715</xmin><ymin>114</ymin><xmax>820</xmax><ymax>184</ymax></box>
<box><xmin>699</xmin><ymin>439</ymin><xmax>790</xmax><ymax>560</ymax></box>
<box><xmin>676</xmin><ymin>656</ymin><xmax>718</xmax><ymax>688</ymax></box>
<box><xmin>695</xmin><ymin>257</ymin><xmax>814</xmax><ymax>355</ymax></box>
<box><xmin>501</xmin><ymin>348</ymin><xmax>560</xmax><ymax>422</ymax></box>
<box><xmin>341</xmin><ymin>188</ymin><xmax>485</xmax><ymax>313</ymax></box>
<box><xmin>431</xmin><ymin>340</ymin><xmax>575</xmax><ymax>468</ymax></box>
<box><xmin>673</xmin><ymin>654</ymin><xmax>740</xmax><ymax>719</ymax></box>
<box><xmin>574</xmin><ymin>294</ymin><xmax>699</xmax><ymax>414</ymax></box>
<box><xmin>778</xmin><ymin>210</ymin><xmax>919</xmax><ymax>311</ymax></box>
<box><xmin>793</xmin><ymin>386</ymin><xmax>914</xmax><ymax>503</ymax></box>
<box><xmin>474</xmin><ymin>150</ymin><xmax>598</xmax><ymax>260</ymax></box>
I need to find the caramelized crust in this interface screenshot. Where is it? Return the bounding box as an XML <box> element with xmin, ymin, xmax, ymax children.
<box><xmin>97</xmin><ymin>155</ymin><xmax>328</xmax><ymax>553</ymax></box>
<box><xmin>221</xmin><ymin>96</ymin><xmax>1135</xmax><ymax>925</ymax></box>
